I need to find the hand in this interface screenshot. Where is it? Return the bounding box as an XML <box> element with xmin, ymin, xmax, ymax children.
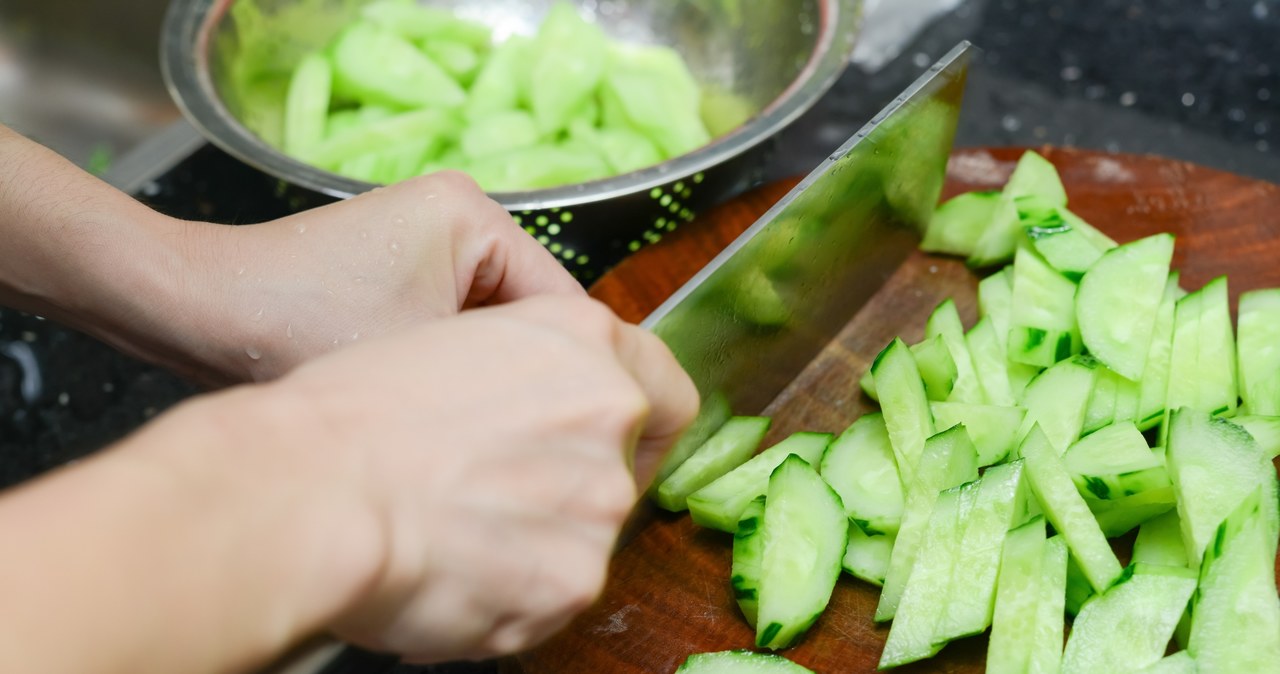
<box><xmin>268</xmin><ymin>295</ymin><xmax>698</xmax><ymax>661</ymax></box>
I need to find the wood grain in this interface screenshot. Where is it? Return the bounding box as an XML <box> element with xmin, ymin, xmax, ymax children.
<box><xmin>508</xmin><ymin>147</ymin><xmax>1280</xmax><ymax>674</ymax></box>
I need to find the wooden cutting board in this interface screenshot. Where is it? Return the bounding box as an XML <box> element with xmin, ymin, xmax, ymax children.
<box><xmin>506</xmin><ymin>147</ymin><xmax>1280</xmax><ymax>674</ymax></box>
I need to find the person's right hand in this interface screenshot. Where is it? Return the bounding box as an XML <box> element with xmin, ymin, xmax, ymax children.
<box><xmin>266</xmin><ymin>294</ymin><xmax>699</xmax><ymax>662</ymax></box>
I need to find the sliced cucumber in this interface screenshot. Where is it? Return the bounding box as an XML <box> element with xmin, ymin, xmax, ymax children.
<box><xmin>755</xmin><ymin>456</ymin><xmax>846</xmax><ymax>650</ymax></box>
<box><xmin>1137</xmin><ymin>273</ymin><xmax>1182</xmax><ymax>430</ymax></box>
<box><xmin>987</xmin><ymin>515</ymin><xmax>1047</xmax><ymax>673</ymax></box>
<box><xmin>1133</xmin><ymin>510</ymin><xmax>1189</xmax><ymax>568</ymax></box>
<box><xmin>1064</xmin><ymin>553</ymin><xmax>1096</xmax><ymax>617</ymax></box>
<box><xmin>922</xmin><ymin>190</ymin><xmax>1001</xmax><ymax>257</ymax></box>
<box><xmin>872</xmin><ymin>338</ymin><xmax>937</xmax><ymax>486</ymax></box>
<box><xmin>1030</xmin><ymin>535</ymin><xmax>1069</xmax><ymax>673</ymax></box>
<box><xmin>1081</xmin><ymin>364</ymin><xmax>1121</xmax><ymax>435</ymax></box>
<box><xmin>1021</xmin><ymin>204</ymin><xmax>1106</xmax><ymax>281</ymax></box>
<box><xmin>1016</xmin><ymin>355</ymin><xmax>1098</xmax><ymax>455</ymax></box>
<box><xmin>1134</xmin><ymin>652</ymin><xmax>1196</xmax><ymax>674</ymax></box>
<box><xmin>656</xmin><ymin>416</ymin><xmax>770</xmax><ymax>512</ymax></box>
<box><xmin>1167</xmin><ymin>277</ymin><xmax>1238</xmax><ymax>419</ymax></box>
<box><xmin>730</xmin><ymin>495</ymin><xmax>766</xmax><ymax>626</ymax></box>
<box><xmin>860</xmin><ymin>335</ymin><xmax>958</xmax><ymax>403</ymax></box>
<box><xmin>925</xmin><ymin>299</ymin><xmax>984</xmax><ymax>404</ymax></box>
<box><xmin>330</xmin><ymin>22</ymin><xmax>466</xmax><ymax>109</ymax></box>
<box><xmin>978</xmin><ymin>266</ymin><xmax>1015</xmax><ymax>341</ymax></box>
<box><xmin>1165</xmin><ymin>408</ymin><xmax>1266</xmax><ymax>565</ymax></box>
<box><xmin>969</xmin><ymin>151</ymin><xmax>1068</xmax><ymax>267</ymax></box>
<box><xmin>842</xmin><ymin>520</ymin><xmax>894</xmax><ymax>587</ymax></box>
<box><xmin>1009</xmin><ymin>245</ymin><xmax>1082</xmax><ymax>367</ymax></box>
<box><xmin>283</xmin><ymin>52</ymin><xmax>333</xmax><ymax>156</ymax></box>
<box><xmin>1061</xmin><ymin>563</ymin><xmax>1199</xmax><ymax>674</ymax></box>
<box><xmin>1060</xmin><ymin>208</ymin><xmax>1118</xmax><ymax>250</ymax></box>
<box><xmin>1237</xmin><ymin>288</ymin><xmax>1280</xmax><ymax>415</ymax></box>
<box><xmin>1063</xmin><ymin>422</ymin><xmax>1170</xmax><ymax>500</ymax></box>
<box><xmin>818</xmin><ymin>414</ymin><xmax>903</xmax><ymax>536</ymax></box>
<box><xmin>1234</xmin><ymin>414</ymin><xmax>1280</xmax><ymax>459</ymax></box>
<box><xmin>651</xmin><ymin>392</ymin><xmax>732</xmax><ymax>491</ymax></box>
<box><xmin>1077</xmin><ymin>233</ymin><xmax>1175</xmax><ymax>380</ymax></box>
<box><xmin>674</xmin><ymin>650</ymin><xmax>814</xmax><ymax>674</ymax></box>
<box><xmin>1019</xmin><ymin>424</ymin><xmax>1124</xmax><ymax>592</ymax></box>
<box><xmin>688</xmin><ymin>431</ymin><xmax>832</xmax><ymax>532</ymax></box>
<box><xmin>302</xmin><ymin>108</ymin><xmax>459</xmax><ymax>169</ymax></box>
<box><xmin>1085</xmin><ymin>485</ymin><xmax>1177</xmax><ymax>538</ymax></box>
<box><xmin>931</xmin><ymin>401</ymin><xmax>1026</xmax><ymax>466</ymax></box>
<box><xmin>875</xmin><ymin>426</ymin><xmax>979</xmax><ymax>622</ymax></box>
<box><xmin>966</xmin><ymin>317</ymin><xmax>1016</xmax><ymax>406</ymax></box>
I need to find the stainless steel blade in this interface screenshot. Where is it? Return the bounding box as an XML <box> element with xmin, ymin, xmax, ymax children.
<box><xmin>646</xmin><ymin>42</ymin><xmax>974</xmax><ymax>470</ymax></box>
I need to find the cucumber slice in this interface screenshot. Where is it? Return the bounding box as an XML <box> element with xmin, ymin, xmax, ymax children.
<box><xmin>966</xmin><ymin>317</ymin><xmax>1016</xmax><ymax>406</ymax></box>
<box><xmin>925</xmin><ymin>299</ymin><xmax>984</xmax><ymax>404</ymax></box>
<box><xmin>1167</xmin><ymin>276</ymin><xmax>1238</xmax><ymax>419</ymax></box>
<box><xmin>1233</xmin><ymin>414</ymin><xmax>1280</xmax><ymax>459</ymax></box>
<box><xmin>330</xmin><ymin>22</ymin><xmax>465</xmax><ymax>109</ymax></box>
<box><xmin>360</xmin><ymin>0</ymin><xmax>493</xmax><ymax>49</ymax></box>
<box><xmin>302</xmin><ymin>108</ymin><xmax>459</xmax><ymax>169</ymax></box>
<box><xmin>282</xmin><ymin>52</ymin><xmax>332</xmax><ymax>156</ymax></box>
<box><xmin>935</xmin><ymin>460</ymin><xmax>1026</xmax><ymax>643</ymax></box>
<box><xmin>1021</xmin><ymin>204</ymin><xmax>1106</xmax><ymax>281</ymax></box>
<box><xmin>465</xmin><ymin>36</ymin><xmax>532</xmax><ymax>120</ymax></box>
<box><xmin>755</xmin><ymin>456</ymin><xmax>846</xmax><ymax>650</ymax></box>
<box><xmin>1061</xmin><ymin>563</ymin><xmax>1199</xmax><ymax>674</ymax></box>
<box><xmin>978</xmin><ymin>266</ymin><xmax>1015</xmax><ymax>342</ymax></box>
<box><xmin>688</xmin><ymin>432</ymin><xmax>832</xmax><ymax>532</ymax></box>
<box><xmin>1133</xmin><ymin>510</ymin><xmax>1190</xmax><ymax>568</ymax></box>
<box><xmin>1237</xmin><ymin>288</ymin><xmax>1280</xmax><ymax>415</ymax></box>
<box><xmin>879</xmin><ymin>484</ymin><xmax>967</xmax><ymax>668</ymax></box>
<box><xmin>1166</xmin><ymin>408</ymin><xmax>1266</xmax><ymax>565</ymax></box>
<box><xmin>931</xmin><ymin>401</ymin><xmax>1026</xmax><ymax>466</ymax></box>
<box><xmin>1063</xmin><ymin>422</ymin><xmax>1170</xmax><ymax>500</ymax></box>
<box><xmin>1081</xmin><ymin>364</ymin><xmax>1121</xmax><ymax>435</ymax></box>
<box><xmin>842</xmin><ymin>520</ymin><xmax>894</xmax><ymax>586</ymax></box>
<box><xmin>818</xmin><ymin>414</ymin><xmax>903</xmax><ymax>536</ymax></box>
<box><xmin>420</xmin><ymin>40</ymin><xmax>481</xmax><ymax>84</ymax></box>
<box><xmin>1137</xmin><ymin>273</ymin><xmax>1182</xmax><ymax>430</ymax></box>
<box><xmin>1077</xmin><ymin>233</ymin><xmax>1175</xmax><ymax>380</ymax></box>
<box><xmin>731</xmin><ymin>495</ymin><xmax>766</xmax><ymax>626</ymax></box>
<box><xmin>1016</xmin><ymin>355</ymin><xmax>1098</xmax><ymax>455</ymax></box>
<box><xmin>459</xmin><ymin>110</ymin><xmax>541</xmax><ymax>161</ymax></box>
<box><xmin>1085</xmin><ymin>485</ymin><xmax>1177</xmax><ymax>537</ymax></box>
<box><xmin>650</xmin><ymin>392</ymin><xmax>731</xmax><ymax>491</ymax></box>
<box><xmin>1019</xmin><ymin>424</ymin><xmax>1124</xmax><ymax>592</ymax></box>
<box><xmin>1064</xmin><ymin>553</ymin><xmax>1096</xmax><ymax>617</ymax></box>
<box><xmin>872</xmin><ymin>338</ymin><xmax>937</xmax><ymax>486</ymax></box>
<box><xmin>987</xmin><ymin>516</ymin><xmax>1047</xmax><ymax>673</ymax></box>
<box><xmin>1188</xmin><ymin>488</ymin><xmax>1280</xmax><ymax>671</ymax></box>
<box><xmin>1009</xmin><ymin>246</ymin><xmax>1082</xmax><ymax>367</ymax></box>
<box><xmin>602</xmin><ymin>43</ymin><xmax>709</xmax><ymax>158</ymax></box>
<box><xmin>1060</xmin><ymin>208</ymin><xmax>1118</xmax><ymax>250</ymax></box>
<box><xmin>875</xmin><ymin>426</ymin><xmax>979</xmax><ymax>622</ymax></box>
<box><xmin>655</xmin><ymin>416</ymin><xmax>770</xmax><ymax>512</ymax></box>
<box><xmin>674</xmin><ymin>650</ymin><xmax>814</xmax><ymax>674</ymax></box>
<box><xmin>859</xmin><ymin>335</ymin><xmax>958</xmax><ymax>403</ymax></box>
<box><xmin>528</xmin><ymin>3</ymin><xmax>608</xmax><ymax>135</ymax></box>
<box><xmin>1134</xmin><ymin>652</ymin><xmax>1196</xmax><ymax>674</ymax></box>
<box><xmin>969</xmin><ymin>151</ymin><xmax>1068</xmax><ymax>267</ymax></box>
<box><xmin>922</xmin><ymin>190</ymin><xmax>1001</xmax><ymax>257</ymax></box>
<box><xmin>1030</xmin><ymin>535</ymin><xmax>1069</xmax><ymax>673</ymax></box>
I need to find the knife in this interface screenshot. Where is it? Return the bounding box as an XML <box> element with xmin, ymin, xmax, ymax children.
<box><xmin>648</xmin><ymin>42</ymin><xmax>974</xmax><ymax>485</ymax></box>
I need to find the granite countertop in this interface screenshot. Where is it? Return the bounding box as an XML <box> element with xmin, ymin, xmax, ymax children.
<box><xmin>0</xmin><ymin>0</ymin><xmax>1276</xmax><ymax>670</ymax></box>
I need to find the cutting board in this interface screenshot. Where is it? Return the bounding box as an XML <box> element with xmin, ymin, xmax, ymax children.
<box><xmin>507</xmin><ymin>147</ymin><xmax>1280</xmax><ymax>674</ymax></box>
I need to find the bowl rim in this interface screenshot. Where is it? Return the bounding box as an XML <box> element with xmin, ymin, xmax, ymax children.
<box><xmin>160</xmin><ymin>0</ymin><xmax>864</xmax><ymax>210</ymax></box>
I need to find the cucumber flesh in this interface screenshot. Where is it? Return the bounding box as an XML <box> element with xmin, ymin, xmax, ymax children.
<box><xmin>1017</xmin><ymin>355</ymin><xmax>1098</xmax><ymax>455</ymax></box>
<box><xmin>925</xmin><ymin>299</ymin><xmax>985</xmax><ymax>404</ymax></box>
<box><xmin>656</xmin><ymin>416</ymin><xmax>770</xmax><ymax>512</ymax></box>
<box><xmin>330</xmin><ymin>22</ymin><xmax>465</xmax><ymax>109</ymax></box>
<box><xmin>1020</xmin><ymin>203</ymin><xmax>1106</xmax><ymax>281</ymax></box>
<box><xmin>1063</xmin><ymin>421</ymin><xmax>1170</xmax><ymax>500</ymax></box>
<box><xmin>283</xmin><ymin>52</ymin><xmax>332</xmax><ymax>156</ymax></box>
<box><xmin>1061</xmin><ymin>563</ymin><xmax>1199</xmax><ymax>674</ymax></box>
<box><xmin>987</xmin><ymin>516</ymin><xmax>1047</xmax><ymax>673</ymax></box>
<box><xmin>528</xmin><ymin>3</ymin><xmax>608</xmax><ymax>135</ymax></box>
<box><xmin>969</xmin><ymin>151</ymin><xmax>1068</xmax><ymax>268</ymax></box>
<box><xmin>650</xmin><ymin>392</ymin><xmax>731</xmax><ymax>491</ymax></box>
<box><xmin>931</xmin><ymin>401</ymin><xmax>1026</xmax><ymax>467</ymax></box>
<box><xmin>1167</xmin><ymin>277</ymin><xmax>1238</xmax><ymax>419</ymax></box>
<box><xmin>1076</xmin><ymin>233</ymin><xmax>1175</xmax><ymax>380</ymax></box>
<box><xmin>922</xmin><ymin>190</ymin><xmax>1001</xmax><ymax>257</ymax></box>
<box><xmin>1085</xmin><ymin>486</ymin><xmax>1177</xmax><ymax>538</ymax></box>
<box><xmin>1064</xmin><ymin>553</ymin><xmax>1096</xmax><ymax>617</ymax></box>
<box><xmin>1233</xmin><ymin>414</ymin><xmax>1280</xmax><ymax>459</ymax></box>
<box><xmin>303</xmin><ymin>108</ymin><xmax>459</xmax><ymax>169</ymax></box>
<box><xmin>967</xmin><ymin>317</ymin><xmax>1016</xmax><ymax>406</ymax></box>
<box><xmin>1030</xmin><ymin>535</ymin><xmax>1069</xmax><ymax>674</ymax></box>
<box><xmin>1019</xmin><ymin>425</ymin><xmax>1124</xmax><ymax>593</ymax></box>
<box><xmin>755</xmin><ymin>455</ymin><xmax>846</xmax><ymax>650</ymax></box>
<box><xmin>675</xmin><ymin>649</ymin><xmax>815</xmax><ymax>674</ymax></box>
<box><xmin>1081</xmin><ymin>364</ymin><xmax>1121</xmax><ymax>434</ymax></box>
<box><xmin>978</xmin><ymin>266</ymin><xmax>1015</xmax><ymax>341</ymax></box>
<box><xmin>1137</xmin><ymin>273</ymin><xmax>1182</xmax><ymax>430</ymax></box>
<box><xmin>818</xmin><ymin>414</ymin><xmax>903</xmax><ymax>536</ymax></box>
<box><xmin>1237</xmin><ymin>288</ymin><xmax>1280</xmax><ymax>415</ymax></box>
<box><xmin>872</xmin><ymin>338</ymin><xmax>937</xmax><ymax>486</ymax></box>
<box><xmin>1133</xmin><ymin>510</ymin><xmax>1190</xmax><ymax>568</ymax></box>
<box><xmin>688</xmin><ymin>431</ymin><xmax>831</xmax><ymax>532</ymax></box>
<box><xmin>912</xmin><ymin>335</ymin><xmax>961</xmax><ymax>402</ymax></box>
<box><xmin>730</xmin><ymin>496</ymin><xmax>766</xmax><ymax>627</ymax></box>
<box><xmin>842</xmin><ymin>520</ymin><xmax>894</xmax><ymax>586</ymax></box>
<box><xmin>1009</xmin><ymin>246</ymin><xmax>1082</xmax><ymax>367</ymax></box>
<box><xmin>1134</xmin><ymin>652</ymin><xmax>1196</xmax><ymax>674</ymax></box>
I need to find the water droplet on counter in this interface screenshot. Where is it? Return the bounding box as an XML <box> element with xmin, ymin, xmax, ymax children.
<box><xmin>245</xmin><ymin>347</ymin><xmax>262</xmax><ymax>360</ymax></box>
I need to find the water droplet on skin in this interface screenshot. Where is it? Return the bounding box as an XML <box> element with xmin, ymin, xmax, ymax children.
<box><xmin>393</xmin><ymin>217</ymin><xmax>406</xmax><ymax>225</ymax></box>
<box><xmin>353</xmin><ymin>276</ymin><xmax>365</xmax><ymax>284</ymax></box>
<box><xmin>236</xmin><ymin>267</ymin><xmax>246</xmax><ymax>276</ymax></box>
<box><xmin>295</xmin><ymin>222</ymin><xmax>307</xmax><ymax>234</ymax></box>
<box><xmin>360</xmin><ymin>230</ymin><xmax>369</xmax><ymax>239</ymax></box>
<box><xmin>286</xmin><ymin>323</ymin><xmax>294</xmax><ymax>340</ymax></box>
<box><xmin>245</xmin><ymin>347</ymin><xmax>262</xmax><ymax>360</ymax></box>
<box><xmin>389</xmin><ymin>241</ymin><xmax>401</xmax><ymax>254</ymax></box>
<box><xmin>251</xmin><ymin>308</ymin><xmax>265</xmax><ymax>322</ymax></box>
<box><xmin>351</xmin><ymin>332</ymin><xmax>360</xmax><ymax>341</ymax></box>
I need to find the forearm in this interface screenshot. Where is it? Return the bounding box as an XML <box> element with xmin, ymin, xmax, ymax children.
<box><xmin>0</xmin><ymin>384</ymin><xmax>383</xmax><ymax>674</ymax></box>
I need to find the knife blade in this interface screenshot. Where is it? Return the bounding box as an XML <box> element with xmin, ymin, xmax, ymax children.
<box><xmin>647</xmin><ymin>42</ymin><xmax>974</xmax><ymax>483</ymax></box>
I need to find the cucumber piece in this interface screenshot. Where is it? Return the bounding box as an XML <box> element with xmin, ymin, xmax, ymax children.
<box><xmin>528</xmin><ymin>3</ymin><xmax>608</xmax><ymax>135</ymax></box>
<box><xmin>582</xmin><ymin>126</ymin><xmax>664</xmax><ymax>175</ymax></box>
<box><xmin>1133</xmin><ymin>510</ymin><xmax>1190</xmax><ymax>568</ymax></box>
<box><xmin>459</xmin><ymin>110</ymin><xmax>541</xmax><ymax>161</ymax></box>
<box><xmin>1167</xmin><ymin>277</ymin><xmax>1238</xmax><ymax>419</ymax></box>
<box><xmin>467</xmin><ymin>141</ymin><xmax>611</xmax><ymax>191</ymax></box>
<box><xmin>1166</xmin><ymin>408</ymin><xmax>1266</xmax><ymax>565</ymax></box>
<box><xmin>1030</xmin><ymin>535</ymin><xmax>1069</xmax><ymax>674</ymax></box>
<box><xmin>1063</xmin><ymin>422</ymin><xmax>1170</xmax><ymax>500</ymax></box>
<box><xmin>731</xmin><ymin>495</ymin><xmax>766</xmax><ymax>626</ymax></box>
<box><xmin>1021</xmin><ymin>204</ymin><xmax>1106</xmax><ymax>281</ymax></box>
<box><xmin>675</xmin><ymin>650</ymin><xmax>814</xmax><ymax>674</ymax></box>
<box><xmin>1137</xmin><ymin>273</ymin><xmax>1182</xmax><ymax>430</ymax></box>
<box><xmin>935</xmin><ymin>460</ymin><xmax>1026</xmax><ymax>643</ymax></box>
<box><xmin>688</xmin><ymin>432</ymin><xmax>832</xmax><ymax>532</ymax></box>
<box><xmin>842</xmin><ymin>520</ymin><xmax>894</xmax><ymax>586</ymax></box>
<box><xmin>967</xmin><ymin>197</ymin><xmax>1022</xmax><ymax>268</ymax></box>
<box><xmin>987</xmin><ymin>516</ymin><xmax>1047</xmax><ymax>673</ymax></box>
<box><xmin>967</xmin><ymin>317</ymin><xmax>1016</xmax><ymax>406</ymax></box>
<box><xmin>818</xmin><ymin>414</ymin><xmax>903</xmax><ymax>536</ymax></box>
<box><xmin>360</xmin><ymin>0</ymin><xmax>492</xmax><ymax>49</ymax></box>
<box><xmin>602</xmin><ymin>43</ymin><xmax>710</xmax><ymax>158</ymax></box>
<box><xmin>1060</xmin><ymin>208</ymin><xmax>1119</xmax><ymax>250</ymax></box>
<box><xmin>1188</xmin><ymin>488</ymin><xmax>1280</xmax><ymax>671</ymax></box>
<box><xmin>922</xmin><ymin>190</ymin><xmax>1001</xmax><ymax>257</ymax></box>
<box><xmin>925</xmin><ymin>299</ymin><xmax>984</xmax><ymax>404</ymax></box>
<box><xmin>1077</xmin><ymin>233</ymin><xmax>1175</xmax><ymax>380</ymax></box>
<box><xmin>1061</xmin><ymin>563</ymin><xmax>1199</xmax><ymax>674</ymax></box>
<box><xmin>872</xmin><ymin>338</ymin><xmax>937</xmax><ymax>486</ymax></box>
<box><xmin>876</xmin><ymin>426</ymin><xmax>979</xmax><ymax>622</ymax></box>
<box><xmin>755</xmin><ymin>455</ymin><xmax>846</xmax><ymax>650</ymax></box>
<box><xmin>330</xmin><ymin>22</ymin><xmax>465</xmax><ymax>109</ymax></box>
<box><xmin>1085</xmin><ymin>485</ymin><xmax>1177</xmax><ymax>537</ymax></box>
<box><xmin>1016</xmin><ymin>355</ymin><xmax>1098</xmax><ymax>455</ymax></box>
<box><xmin>650</xmin><ymin>392</ymin><xmax>731</xmax><ymax>491</ymax></box>
<box><xmin>859</xmin><ymin>336</ymin><xmax>958</xmax><ymax>403</ymax></box>
<box><xmin>1134</xmin><ymin>652</ymin><xmax>1196</xmax><ymax>674</ymax></box>
<box><xmin>931</xmin><ymin>401</ymin><xmax>1026</xmax><ymax>467</ymax></box>
<box><xmin>1081</xmin><ymin>364</ymin><xmax>1121</xmax><ymax>435</ymax></box>
<box><xmin>655</xmin><ymin>416</ymin><xmax>770</xmax><ymax>512</ymax></box>
<box><xmin>465</xmin><ymin>36</ymin><xmax>532</xmax><ymax>120</ymax></box>
<box><xmin>304</xmin><ymin>108</ymin><xmax>458</xmax><ymax>170</ymax></box>
<box><xmin>420</xmin><ymin>40</ymin><xmax>480</xmax><ymax>84</ymax></box>
<box><xmin>978</xmin><ymin>266</ymin><xmax>1015</xmax><ymax>342</ymax></box>
<box><xmin>1233</xmin><ymin>414</ymin><xmax>1280</xmax><ymax>458</ymax></box>
<box><xmin>969</xmin><ymin>151</ymin><xmax>1068</xmax><ymax>267</ymax></box>
<box><xmin>282</xmin><ymin>52</ymin><xmax>332</xmax><ymax>156</ymax></box>
<box><xmin>1009</xmin><ymin>246</ymin><xmax>1082</xmax><ymax>367</ymax></box>
<box><xmin>1020</xmin><ymin>424</ymin><xmax>1124</xmax><ymax>593</ymax></box>
<box><xmin>1237</xmin><ymin>288</ymin><xmax>1280</xmax><ymax>415</ymax></box>
<box><xmin>1064</xmin><ymin>553</ymin><xmax>1096</xmax><ymax>617</ymax></box>
<box><xmin>1113</xmin><ymin>372</ymin><xmax>1142</xmax><ymax>428</ymax></box>
<box><xmin>879</xmin><ymin>484</ymin><xmax>967</xmax><ymax>668</ymax></box>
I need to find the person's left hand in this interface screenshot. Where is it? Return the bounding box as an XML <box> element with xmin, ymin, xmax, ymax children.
<box><xmin>161</xmin><ymin>171</ymin><xmax>583</xmax><ymax>386</ymax></box>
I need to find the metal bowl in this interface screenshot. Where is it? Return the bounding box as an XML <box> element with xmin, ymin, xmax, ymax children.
<box><xmin>161</xmin><ymin>0</ymin><xmax>862</xmax><ymax>281</ymax></box>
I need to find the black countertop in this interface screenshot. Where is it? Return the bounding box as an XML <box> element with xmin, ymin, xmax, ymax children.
<box><xmin>0</xmin><ymin>0</ymin><xmax>1276</xmax><ymax>670</ymax></box>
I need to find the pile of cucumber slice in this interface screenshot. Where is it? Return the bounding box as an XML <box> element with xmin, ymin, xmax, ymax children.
<box><xmin>665</xmin><ymin>151</ymin><xmax>1280</xmax><ymax>673</ymax></box>
<box><xmin>264</xmin><ymin>1</ymin><xmax>715</xmax><ymax>189</ymax></box>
